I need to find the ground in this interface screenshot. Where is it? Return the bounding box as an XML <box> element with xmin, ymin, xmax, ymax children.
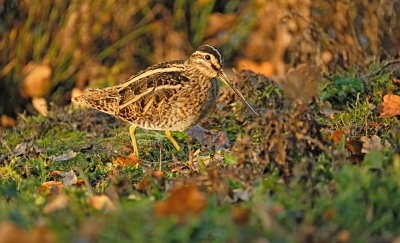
<box><xmin>1</xmin><ymin>64</ymin><xmax>400</xmax><ymax>242</ymax></box>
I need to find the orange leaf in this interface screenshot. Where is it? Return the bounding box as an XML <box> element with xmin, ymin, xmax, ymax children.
<box><xmin>152</xmin><ymin>171</ymin><xmax>164</xmax><ymax>181</ymax></box>
<box><xmin>326</xmin><ymin>130</ymin><xmax>344</xmax><ymax>145</ymax></box>
<box><xmin>378</xmin><ymin>94</ymin><xmax>400</xmax><ymax>118</ymax></box>
<box><xmin>112</xmin><ymin>153</ymin><xmax>141</xmax><ymax>168</ymax></box>
<box><xmin>39</xmin><ymin>181</ymin><xmax>64</xmax><ymax>196</ymax></box>
<box><xmin>154</xmin><ymin>184</ymin><xmax>207</xmax><ymax>219</ymax></box>
<box><xmin>135</xmin><ymin>174</ymin><xmax>150</xmax><ymax>191</ymax></box>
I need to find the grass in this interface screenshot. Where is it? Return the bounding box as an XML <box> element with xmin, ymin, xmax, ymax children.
<box><xmin>1</xmin><ymin>65</ymin><xmax>400</xmax><ymax>242</ymax></box>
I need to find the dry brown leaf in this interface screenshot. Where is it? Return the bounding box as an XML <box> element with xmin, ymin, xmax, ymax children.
<box><xmin>32</xmin><ymin>97</ymin><xmax>48</xmax><ymax>116</ymax></box>
<box><xmin>236</xmin><ymin>59</ymin><xmax>274</xmax><ymax>77</ymax></box>
<box><xmin>279</xmin><ymin>64</ymin><xmax>322</xmax><ymax>104</ymax></box>
<box><xmin>345</xmin><ymin>139</ymin><xmax>364</xmax><ymax>164</ymax></box>
<box><xmin>48</xmin><ymin>151</ymin><xmax>77</xmax><ymax>162</ymax></box>
<box><xmin>1</xmin><ymin>115</ymin><xmax>17</xmax><ymax>127</ymax></box>
<box><xmin>50</xmin><ymin>170</ymin><xmax>77</xmax><ymax>186</ymax></box>
<box><xmin>43</xmin><ymin>194</ymin><xmax>69</xmax><ymax>214</ymax></box>
<box><xmin>0</xmin><ymin>221</ymin><xmax>55</xmax><ymax>243</ymax></box>
<box><xmin>360</xmin><ymin>135</ymin><xmax>382</xmax><ymax>153</ymax></box>
<box><xmin>87</xmin><ymin>195</ymin><xmax>115</xmax><ymax>212</ymax></box>
<box><xmin>154</xmin><ymin>184</ymin><xmax>207</xmax><ymax>218</ymax></box>
<box><xmin>112</xmin><ymin>153</ymin><xmax>141</xmax><ymax>168</ymax></box>
<box><xmin>21</xmin><ymin>63</ymin><xmax>52</xmax><ymax>98</ymax></box>
<box><xmin>378</xmin><ymin>94</ymin><xmax>400</xmax><ymax>118</ymax></box>
<box><xmin>229</xmin><ymin>189</ymin><xmax>251</xmax><ymax>203</ymax></box>
<box><xmin>186</xmin><ymin>125</ymin><xmax>229</xmax><ymax>149</ymax></box>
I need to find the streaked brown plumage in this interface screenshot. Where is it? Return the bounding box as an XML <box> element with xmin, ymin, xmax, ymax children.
<box><xmin>72</xmin><ymin>45</ymin><xmax>258</xmax><ymax>155</ymax></box>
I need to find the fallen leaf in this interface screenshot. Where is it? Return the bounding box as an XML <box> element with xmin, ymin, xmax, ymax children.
<box><xmin>279</xmin><ymin>64</ymin><xmax>322</xmax><ymax>104</ymax></box>
<box><xmin>39</xmin><ymin>181</ymin><xmax>64</xmax><ymax>196</ymax></box>
<box><xmin>21</xmin><ymin>63</ymin><xmax>52</xmax><ymax>98</ymax></box>
<box><xmin>345</xmin><ymin>139</ymin><xmax>364</xmax><ymax>164</ymax></box>
<box><xmin>236</xmin><ymin>59</ymin><xmax>274</xmax><ymax>77</ymax></box>
<box><xmin>326</xmin><ymin>130</ymin><xmax>344</xmax><ymax>145</ymax></box>
<box><xmin>360</xmin><ymin>135</ymin><xmax>382</xmax><ymax>153</ymax></box>
<box><xmin>43</xmin><ymin>194</ymin><xmax>69</xmax><ymax>214</ymax></box>
<box><xmin>1</xmin><ymin>115</ymin><xmax>17</xmax><ymax>127</ymax></box>
<box><xmin>154</xmin><ymin>184</ymin><xmax>207</xmax><ymax>218</ymax></box>
<box><xmin>48</xmin><ymin>151</ymin><xmax>76</xmax><ymax>162</ymax></box>
<box><xmin>112</xmin><ymin>153</ymin><xmax>141</xmax><ymax>168</ymax></box>
<box><xmin>87</xmin><ymin>195</ymin><xmax>115</xmax><ymax>212</ymax></box>
<box><xmin>378</xmin><ymin>94</ymin><xmax>400</xmax><ymax>118</ymax></box>
<box><xmin>229</xmin><ymin>189</ymin><xmax>251</xmax><ymax>202</ymax></box>
<box><xmin>13</xmin><ymin>142</ymin><xmax>45</xmax><ymax>157</ymax></box>
<box><xmin>32</xmin><ymin>97</ymin><xmax>48</xmax><ymax>116</ymax></box>
<box><xmin>135</xmin><ymin>173</ymin><xmax>151</xmax><ymax>191</ymax></box>
<box><xmin>186</xmin><ymin>125</ymin><xmax>229</xmax><ymax>150</ymax></box>
<box><xmin>50</xmin><ymin>170</ymin><xmax>77</xmax><ymax>186</ymax></box>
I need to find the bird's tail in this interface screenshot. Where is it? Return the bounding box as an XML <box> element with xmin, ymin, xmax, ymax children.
<box><xmin>71</xmin><ymin>88</ymin><xmax>118</xmax><ymax>115</ymax></box>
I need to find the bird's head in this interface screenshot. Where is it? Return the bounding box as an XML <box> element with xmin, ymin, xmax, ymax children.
<box><xmin>187</xmin><ymin>44</ymin><xmax>223</xmax><ymax>78</ymax></box>
<box><xmin>187</xmin><ymin>44</ymin><xmax>259</xmax><ymax>116</ymax></box>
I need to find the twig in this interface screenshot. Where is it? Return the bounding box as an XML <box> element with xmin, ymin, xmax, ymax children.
<box><xmin>159</xmin><ymin>146</ymin><xmax>162</xmax><ymax>171</ymax></box>
<box><xmin>368</xmin><ymin>58</ymin><xmax>400</xmax><ymax>78</ymax></box>
<box><xmin>0</xmin><ymin>137</ymin><xmax>14</xmax><ymax>157</ymax></box>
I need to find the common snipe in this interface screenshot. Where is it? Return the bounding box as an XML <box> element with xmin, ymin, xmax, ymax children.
<box><xmin>72</xmin><ymin>45</ymin><xmax>259</xmax><ymax>155</ymax></box>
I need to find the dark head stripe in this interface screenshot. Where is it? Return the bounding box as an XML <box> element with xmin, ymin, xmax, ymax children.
<box><xmin>196</xmin><ymin>45</ymin><xmax>223</xmax><ymax>65</ymax></box>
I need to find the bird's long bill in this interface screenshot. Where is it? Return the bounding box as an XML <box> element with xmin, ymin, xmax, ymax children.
<box><xmin>218</xmin><ymin>71</ymin><xmax>260</xmax><ymax>116</ymax></box>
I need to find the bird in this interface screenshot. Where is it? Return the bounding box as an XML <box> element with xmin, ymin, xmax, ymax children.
<box><xmin>72</xmin><ymin>44</ymin><xmax>259</xmax><ymax>156</ymax></box>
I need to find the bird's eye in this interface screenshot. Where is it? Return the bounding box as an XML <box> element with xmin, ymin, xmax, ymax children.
<box><xmin>205</xmin><ymin>55</ymin><xmax>211</xmax><ymax>60</ymax></box>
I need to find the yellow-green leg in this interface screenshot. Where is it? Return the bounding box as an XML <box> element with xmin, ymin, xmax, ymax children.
<box><xmin>129</xmin><ymin>125</ymin><xmax>139</xmax><ymax>156</ymax></box>
<box><xmin>165</xmin><ymin>130</ymin><xmax>181</xmax><ymax>152</ymax></box>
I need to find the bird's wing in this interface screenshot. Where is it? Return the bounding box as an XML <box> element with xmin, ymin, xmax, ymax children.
<box><xmin>116</xmin><ymin>60</ymin><xmax>189</xmax><ymax>110</ymax></box>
